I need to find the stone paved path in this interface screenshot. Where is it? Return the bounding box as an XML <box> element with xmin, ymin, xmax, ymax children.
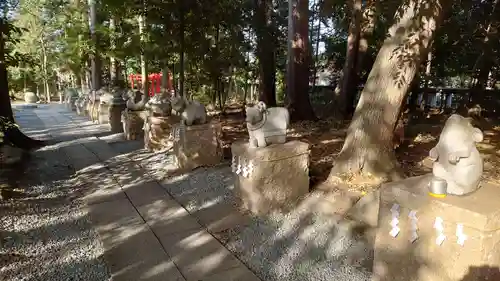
<box><xmin>19</xmin><ymin>104</ymin><xmax>261</xmax><ymax>281</ymax></box>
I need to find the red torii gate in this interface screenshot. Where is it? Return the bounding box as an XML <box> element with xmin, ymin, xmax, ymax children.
<box><xmin>128</xmin><ymin>72</ymin><xmax>173</xmax><ymax>96</ymax></box>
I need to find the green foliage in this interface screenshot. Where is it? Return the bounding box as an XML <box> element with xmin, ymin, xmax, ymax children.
<box><xmin>4</xmin><ymin>0</ymin><xmax>500</xmax><ymax>108</ymax></box>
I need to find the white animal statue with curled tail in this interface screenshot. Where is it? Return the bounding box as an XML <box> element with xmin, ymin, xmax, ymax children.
<box><xmin>245</xmin><ymin>101</ymin><xmax>289</xmax><ymax>148</ymax></box>
<box><xmin>170</xmin><ymin>96</ymin><xmax>207</xmax><ymax>126</ymax></box>
<box><xmin>429</xmin><ymin>114</ymin><xmax>484</xmax><ymax>195</ymax></box>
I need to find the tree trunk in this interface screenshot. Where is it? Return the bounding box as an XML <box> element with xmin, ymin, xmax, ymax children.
<box><xmin>254</xmin><ymin>0</ymin><xmax>277</xmax><ymax>107</ymax></box>
<box><xmin>333</xmin><ymin>0</ymin><xmax>362</xmax><ymax>120</ymax></box>
<box><xmin>179</xmin><ymin>2</ymin><xmax>185</xmax><ymax>97</ymax></box>
<box><xmin>88</xmin><ymin>0</ymin><xmax>99</xmax><ymax>91</ymax></box>
<box><xmin>469</xmin><ymin>0</ymin><xmax>499</xmax><ymax>105</ymax></box>
<box><xmin>138</xmin><ymin>12</ymin><xmax>149</xmax><ymax>97</ymax></box>
<box><xmin>328</xmin><ymin>0</ymin><xmax>450</xmax><ymax>182</ymax></box>
<box><xmin>286</xmin><ymin>0</ymin><xmax>317</xmax><ymax>121</ymax></box>
<box><xmin>311</xmin><ymin>0</ymin><xmax>321</xmax><ymax>90</ymax></box>
<box><xmin>109</xmin><ymin>16</ymin><xmax>117</xmax><ymax>85</ymax></box>
<box><xmin>40</xmin><ymin>38</ymin><xmax>50</xmax><ymax>102</ymax></box>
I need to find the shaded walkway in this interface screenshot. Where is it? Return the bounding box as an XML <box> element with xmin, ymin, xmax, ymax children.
<box><xmin>21</xmin><ymin>104</ymin><xmax>261</xmax><ymax>281</ymax></box>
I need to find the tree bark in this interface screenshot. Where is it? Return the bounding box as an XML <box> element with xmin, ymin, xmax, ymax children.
<box><xmin>109</xmin><ymin>17</ymin><xmax>117</xmax><ymax>85</ymax></box>
<box><xmin>469</xmin><ymin>0</ymin><xmax>499</xmax><ymax>105</ymax></box>
<box><xmin>88</xmin><ymin>0</ymin><xmax>99</xmax><ymax>91</ymax></box>
<box><xmin>333</xmin><ymin>0</ymin><xmax>362</xmax><ymax>120</ymax></box>
<box><xmin>179</xmin><ymin>1</ymin><xmax>185</xmax><ymax>97</ymax></box>
<box><xmin>254</xmin><ymin>0</ymin><xmax>277</xmax><ymax>107</ymax></box>
<box><xmin>286</xmin><ymin>0</ymin><xmax>317</xmax><ymax>121</ymax></box>
<box><xmin>138</xmin><ymin>11</ymin><xmax>149</xmax><ymax>98</ymax></box>
<box><xmin>328</xmin><ymin>0</ymin><xmax>450</xmax><ymax>182</ymax></box>
<box><xmin>311</xmin><ymin>0</ymin><xmax>321</xmax><ymax>90</ymax></box>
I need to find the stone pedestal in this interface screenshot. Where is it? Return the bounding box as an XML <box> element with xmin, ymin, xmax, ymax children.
<box><xmin>373</xmin><ymin>174</ymin><xmax>500</xmax><ymax>281</ymax></box>
<box><xmin>90</xmin><ymin>102</ymin><xmax>99</xmax><ymax>122</ymax></box>
<box><xmin>109</xmin><ymin>104</ymin><xmax>126</xmax><ymax>133</ymax></box>
<box><xmin>86</xmin><ymin>101</ymin><xmax>93</xmax><ymax>119</ymax></box>
<box><xmin>75</xmin><ymin>101</ymin><xmax>85</xmax><ymax>116</ymax></box>
<box><xmin>144</xmin><ymin>116</ymin><xmax>179</xmax><ymax>151</ymax></box>
<box><xmin>172</xmin><ymin>122</ymin><xmax>223</xmax><ymax>171</ymax></box>
<box><xmin>98</xmin><ymin>103</ymin><xmax>110</xmax><ymax>124</ymax></box>
<box><xmin>230</xmin><ymin>141</ymin><xmax>310</xmax><ymax>215</ymax></box>
<box><xmin>121</xmin><ymin>110</ymin><xmax>146</xmax><ymax>140</ymax></box>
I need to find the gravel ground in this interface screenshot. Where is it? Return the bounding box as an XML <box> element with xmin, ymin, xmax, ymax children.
<box><xmin>0</xmin><ymin>145</ymin><xmax>110</xmax><ymax>281</ymax></box>
<box><xmin>131</xmin><ymin>151</ymin><xmax>374</xmax><ymax>281</ymax></box>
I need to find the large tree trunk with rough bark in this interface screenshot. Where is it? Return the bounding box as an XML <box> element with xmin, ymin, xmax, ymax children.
<box><xmin>355</xmin><ymin>0</ymin><xmax>377</xmax><ymax>77</ymax></box>
<box><xmin>328</xmin><ymin>0</ymin><xmax>450</xmax><ymax>182</ymax></box>
<box><xmin>286</xmin><ymin>0</ymin><xmax>317</xmax><ymax>121</ymax></box>
<box><xmin>254</xmin><ymin>0</ymin><xmax>277</xmax><ymax>107</ymax></box>
<box><xmin>333</xmin><ymin>0</ymin><xmax>362</xmax><ymax>119</ymax></box>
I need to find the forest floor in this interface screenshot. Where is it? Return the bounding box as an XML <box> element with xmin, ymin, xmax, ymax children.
<box><xmin>214</xmin><ymin>104</ymin><xmax>500</xmax><ymax>193</ymax></box>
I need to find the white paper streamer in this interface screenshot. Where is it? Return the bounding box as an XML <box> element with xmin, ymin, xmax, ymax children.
<box><xmin>389</xmin><ymin>204</ymin><xmax>400</xmax><ymax>238</ymax></box>
<box><xmin>235</xmin><ymin>156</ymin><xmax>242</xmax><ymax>175</ymax></box>
<box><xmin>456</xmin><ymin>223</ymin><xmax>467</xmax><ymax>246</ymax></box>
<box><xmin>231</xmin><ymin>155</ymin><xmax>238</xmax><ymax>173</ymax></box>
<box><xmin>247</xmin><ymin>160</ymin><xmax>254</xmax><ymax>176</ymax></box>
<box><xmin>434</xmin><ymin>217</ymin><xmax>446</xmax><ymax>245</ymax></box>
<box><xmin>241</xmin><ymin>158</ymin><xmax>249</xmax><ymax>177</ymax></box>
<box><xmin>409</xmin><ymin>210</ymin><xmax>418</xmax><ymax>243</ymax></box>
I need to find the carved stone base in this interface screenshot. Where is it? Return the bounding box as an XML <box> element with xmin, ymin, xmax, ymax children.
<box><xmin>172</xmin><ymin>122</ymin><xmax>223</xmax><ymax>171</ymax></box>
<box><xmin>86</xmin><ymin>102</ymin><xmax>93</xmax><ymax>119</ymax></box>
<box><xmin>144</xmin><ymin>116</ymin><xmax>179</xmax><ymax>151</ymax></box>
<box><xmin>230</xmin><ymin>141</ymin><xmax>310</xmax><ymax>215</ymax></box>
<box><xmin>76</xmin><ymin>103</ymin><xmax>85</xmax><ymax>116</ymax></box>
<box><xmin>121</xmin><ymin>110</ymin><xmax>146</xmax><ymax>140</ymax></box>
<box><xmin>90</xmin><ymin>102</ymin><xmax>99</xmax><ymax>122</ymax></box>
<box><xmin>109</xmin><ymin>104</ymin><xmax>126</xmax><ymax>133</ymax></box>
<box><xmin>98</xmin><ymin>103</ymin><xmax>110</xmax><ymax>124</ymax></box>
<box><xmin>373</xmin><ymin>174</ymin><xmax>500</xmax><ymax>281</ymax></box>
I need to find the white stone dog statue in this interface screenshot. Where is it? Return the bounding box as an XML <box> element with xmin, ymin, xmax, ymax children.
<box><xmin>429</xmin><ymin>114</ymin><xmax>484</xmax><ymax>195</ymax></box>
<box><xmin>245</xmin><ymin>101</ymin><xmax>289</xmax><ymax>148</ymax></box>
<box><xmin>170</xmin><ymin>96</ymin><xmax>207</xmax><ymax>126</ymax></box>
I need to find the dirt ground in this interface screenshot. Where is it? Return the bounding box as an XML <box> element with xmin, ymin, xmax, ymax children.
<box><xmin>213</xmin><ymin>105</ymin><xmax>500</xmax><ymax>191</ymax></box>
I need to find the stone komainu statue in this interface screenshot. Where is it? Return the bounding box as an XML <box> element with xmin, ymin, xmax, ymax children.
<box><xmin>170</xmin><ymin>96</ymin><xmax>207</xmax><ymax>126</ymax></box>
<box><xmin>429</xmin><ymin>114</ymin><xmax>484</xmax><ymax>195</ymax></box>
<box><xmin>245</xmin><ymin>101</ymin><xmax>289</xmax><ymax>148</ymax></box>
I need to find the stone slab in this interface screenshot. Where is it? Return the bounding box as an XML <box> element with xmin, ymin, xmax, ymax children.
<box><xmin>86</xmin><ymin>198</ymin><xmax>145</xmax><ymax>232</ymax></box>
<box><xmin>110</xmin><ymin>257</ymin><xmax>186</xmax><ymax>281</ymax></box>
<box><xmin>373</xmin><ymin>174</ymin><xmax>500</xmax><ymax>281</ymax></box>
<box><xmin>158</xmin><ymin>229</ymin><xmax>242</xmax><ymax>280</ymax></box>
<box><xmin>139</xmin><ymin>199</ymin><xmax>204</xmax><ymax>236</ymax></box>
<box><xmin>101</xmin><ymin>224</ymin><xmax>172</xmax><ymax>278</ymax></box>
<box><xmin>123</xmin><ymin>180</ymin><xmax>172</xmax><ymax>207</ymax></box>
<box><xmin>82</xmin><ymin>182</ymin><xmax>127</xmax><ymax>205</ymax></box>
<box><xmin>192</xmin><ymin>202</ymin><xmax>251</xmax><ymax>234</ymax></box>
<box><xmin>200</xmin><ymin>265</ymin><xmax>262</xmax><ymax>281</ymax></box>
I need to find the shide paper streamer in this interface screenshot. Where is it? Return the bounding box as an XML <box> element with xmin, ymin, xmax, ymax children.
<box><xmin>389</xmin><ymin>204</ymin><xmax>400</xmax><ymax>238</ymax></box>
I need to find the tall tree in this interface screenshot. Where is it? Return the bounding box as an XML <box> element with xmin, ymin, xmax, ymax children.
<box><xmin>469</xmin><ymin>0</ymin><xmax>500</xmax><ymax>105</ymax></box>
<box><xmin>254</xmin><ymin>0</ymin><xmax>277</xmax><ymax>106</ymax></box>
<box><xmin>328</xmin><ymin>0</ymin><xmax>451</xmax><ymax>181</ymax></box>
<box><xmin>333</xmin><ymin>0</ymin><xmax>362</xmax><ymax>119</ymax></box>
<box><xmin>286</xmin><ymin>0</ymin><xmax>317</xmax><ymax>121</ymax></box>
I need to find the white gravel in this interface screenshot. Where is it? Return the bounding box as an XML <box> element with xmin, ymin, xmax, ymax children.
<box><xmin>0</xmin><ymin>147</ymin><xmax>110</xmax><ymax>281</ymax></box>
<box><xmin>133</xmin><ymin>151</ymin><xmax>374</xmax><ymax>281</ymax></box>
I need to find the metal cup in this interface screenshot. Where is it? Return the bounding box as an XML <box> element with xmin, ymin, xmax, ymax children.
<box><xmin>429</xmin><ymin>177</ymin><xmax>448</xmax><ymax>198</ymax></box>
